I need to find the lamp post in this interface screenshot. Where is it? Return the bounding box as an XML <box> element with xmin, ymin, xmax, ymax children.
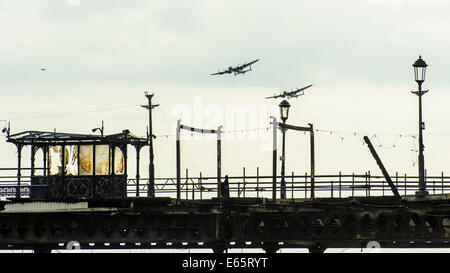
<box><xmin>92</xmin><ymin>120</ymin><xmax>104</xmax><ymax>137</ymax></box>
<box><xmin>279</xmin><ymin>100</ymin><xmax>290</xmax><ymax>199</ymax></box>
<box><xmin>142</xmin><ymin>92</ymin><xmax>159</xmax><ymax>198</ymax></box>
<box><xmin>412</xmin><ymin>56</ymin><xmax>429</xmax><ymax>196</ymax></box>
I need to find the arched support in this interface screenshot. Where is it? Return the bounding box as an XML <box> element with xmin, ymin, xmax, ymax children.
<box><xmin>30</xmin><ymin>145</ymin><xmax>40</xmax><ymax>177</ymax></box>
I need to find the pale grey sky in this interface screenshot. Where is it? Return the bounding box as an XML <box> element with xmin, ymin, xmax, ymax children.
<box><xmin>2</xmin><ymin>0</ymin><xmax>450</xmax><ymax>183</ymax></box>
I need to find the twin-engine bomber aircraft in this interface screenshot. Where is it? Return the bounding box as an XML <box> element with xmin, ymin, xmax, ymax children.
<box><xmin>265</xmin><ymin>84</ymin><xmax>313</xmax><ymax>99</ymax></box>
<box><xmin>211</xmin><ymin>59</ymin><xmax>259</xmax><ymax>76</ymax></box>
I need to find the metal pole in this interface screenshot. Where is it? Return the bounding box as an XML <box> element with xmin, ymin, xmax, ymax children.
<box><xmin>185</xmin><ymin>169</ymin><xmax>189</xmax><ymax>199</ymax></box>
<box><xmin>272</xmin><ymin>117</ymin><xmax>277</xmax><ymax>200</ymax></box>
<box><xmin>309</xmin><ymin>123</ymin><xmax>315</xmax><ymax>199</ymax></box>
<box><xmin>416</xmin><ymin>82</ymin><xmax>428</xmax><ymax>196</ymax></box>
<box><xmin>176</xmin><ymin>119</ymin><xmax>181</xmax><ymax>200</ymax></box>
<box><xmin>281</xmin><ymin>121</ymin><xmax>287</xmax><ymax>199</ymax></box>
<box><xmin>135</xmin><ymin>146</ymin><xmax>141</xmax><ymax>197</ymax></box>
<box><xmin>217</xmin><ymin>126</ymin><xmax>222</xmax><ymax>198</ymax></box>
<box><xmin>148</xmin><ymin>95</ymin><xmax>155</xmax><ymax>197</ymax></box>
<box><xmin>243</xmin><ymin>167</ymin><xmax>246</xmax><ymax>198</ymax></box>
<box><xmin>30</xmin><ymin>145</ymin><xmax>36</xmax><ymax>177</ymax></box>
<box><xmin>257</xmin><ymin>167</ymin><xmax>259</xmax><ymax>198</ymax></box>
<box><xmin>142</xmin><ymin>92</ymin><xmax>159</xmax><ymax>198</ymax></box>
<box><xmin>16</xmin><ymin>144</ymin><xmax>22</xmax><ymax>198</ymax></box>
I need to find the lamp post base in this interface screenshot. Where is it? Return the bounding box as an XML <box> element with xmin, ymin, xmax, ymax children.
<box><xmin>415</xmin><ymin>190</ymin><xmax>429</xmax><ymax>197</ymax></box>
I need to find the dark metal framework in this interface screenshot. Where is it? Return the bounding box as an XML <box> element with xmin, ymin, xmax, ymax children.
<box><xmin>272</xmin><ymin>120</ymin><xmax>315</xmax><ymax>199</ymax></box>
<box><xmin>6</xmin><ymin>130</ymin><xmax>148</xmax><ymax>200</ymax></box>
<box><xmin>176</xmin><ymin>120</ymin><xmax>223</xmax><ymax>200</ymax></box>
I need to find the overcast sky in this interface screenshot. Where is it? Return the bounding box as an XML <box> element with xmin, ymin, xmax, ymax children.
<box><xmin>2</xmin><ymin>0</ymin><xmax>450</xmax><ymax>186</ymax></box>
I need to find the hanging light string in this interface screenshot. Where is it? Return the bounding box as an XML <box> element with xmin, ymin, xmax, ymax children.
<box><xmin>149</xmin><ymin>124</ymin><xmax>441</xmax><ymax>168</ymax></box>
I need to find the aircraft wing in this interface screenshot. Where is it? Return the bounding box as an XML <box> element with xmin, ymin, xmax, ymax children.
<box><xmin>265</xmin><ymin>93</ymin><xmax>284</xmax><ymax>99</ymax></box>
<box><xmin>293</xmin><ymin>84</ymin><xmax>313</xmax><ymax>93</ymax></box>
<box><xmin>236</xmin><ymin>59</ymin><xmax>259</xmax><ymax>70</ymax></box>
<box><xmin>211</xmin><ymin>69</ymin><xmax>230</xmax><ymax>76</ymax></box>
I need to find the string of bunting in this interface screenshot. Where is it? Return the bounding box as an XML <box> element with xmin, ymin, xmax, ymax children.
<box><xmin>152</xmin><ymin>126</ymin><xmax>419</xmax><ymax>149</ymax></box>
<box><xmin>147</xmin><ymin>125</ymin><xmax>428</xmax><ymax>167</ymax></box>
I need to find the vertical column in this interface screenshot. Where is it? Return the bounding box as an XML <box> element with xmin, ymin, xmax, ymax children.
<box><xmin>272</xmin><ymin>117</ymin><xmax>277</xmax><ymax>200</ymax></box>
<box><xmin>176</xmin><ymin>119</ymin><xmax>181</xmax><ymax>200</ymax></box>
<box><xmin>309</xmin><ymin>123</ymin><xmax>315</xmax><ymax>199</ymax></box>
<box><xmin>217</xmin><ymin>126</ymin><xmax>222</xmax><ymax>198</ymax></box>
<box><xmin>43</xmin><ymin>146</ymin><xmax>48</xmax><ymax>177</ymax></box>
<box><xmin>16</xmin><ymin>144</ymin><xmax>23</xmax><ymax>198</ymax></box>
<box><xmin>280</xmin><ymin>122</ymin><xmax>286</xmax><ymax>199</ymax></box>
<box><xmin>256</xmin><ymin>167</ymin><xmax>259</xmax><ymax>198</ymax></box>
<box><xmin>135</xmin><ymin>145</ymin><xmax>142</xmax><ymax>197</ymax></box>
<box><xmin>30</xmin><ymin>145</ymin><xmax>36</xmax><ymax>177</ymax></box>
<box><xmin>111</xmin><ymin>145</ymin><xmax>115</xmax><ymax>176</ymax></box>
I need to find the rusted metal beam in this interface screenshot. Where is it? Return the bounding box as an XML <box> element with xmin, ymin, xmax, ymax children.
<box><xmin>1</xmin><ymin>197</ymin><xmax>450</xmax><ymax>253</ymax></box>
<box><xmin>363</xmin><ymin>136</ymin><xmax>401</xmax><ymax>199</ymax></box>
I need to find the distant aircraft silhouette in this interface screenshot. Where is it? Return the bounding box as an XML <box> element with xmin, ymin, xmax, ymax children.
<box><xmin>211</xmin><ymin>59</ymin><xmax>259</xmax><ymax>76</ymax></box>
<box><xmin>265</xmin><ymin>84</ymin><xmax>313</xmax><ymax>99</ymax></box>
<box><xmin>41</xmin><ymin>68</ymin><xmax>46</xmax><ymax>71</ymax></box>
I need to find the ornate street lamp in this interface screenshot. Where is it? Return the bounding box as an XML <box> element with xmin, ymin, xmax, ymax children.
<box><xmin>279</xmin><ymin>100</ymin><xmax>290</xmax><ymax>199</ymax></box>
<box><xmin>412</xmin><ymin>56</ymin><xmax>429</xmax><ymax>196</ymax></box>
<box><xmin>279</xmin><ymin>100</ymin><xmax>291</xmax><ymax>123</ymax></box>
<box><xmin>142</xmin><ymin>91</ymin><xmax>159</xmax><ymax>197</ymax></box>
<box><xmin>92</xmin><ymin>120</ymin><xmax>104</xmax><ymax>137</ymax></box>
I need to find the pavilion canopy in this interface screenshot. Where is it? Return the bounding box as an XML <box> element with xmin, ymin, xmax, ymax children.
<box><xmin>6</xmin><ymin>130</ymin><xmax>149</xmax><ymax>146</ymax></box>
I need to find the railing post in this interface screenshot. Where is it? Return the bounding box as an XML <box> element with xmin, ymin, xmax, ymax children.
<box><xmin>396</xmin><ymin>171</ymin><xmax>398</xmax><ymax>194</ymax></box>
<box><xmin>339</xmin><ymin>171</ymin><xmax>342</xmax><ymax>198</ymax></box>
<box><xmin>256</xmin><ymin>167</ymin><xmax>259</xmax><ymax>198</ymax></box>
<box><xmin>291</xmin><ymin>171</ymin><xmax>294</xmax><ymax>200</ymax></box>
<box><xmin>185</xmin><ymin>169</ymin><xmax>189</xmax><ymax>199</ymax></box>
<box><xmin>442</xmin><ymin>171</ymin><xmax>444</xmax><ymax>194</ymax></box>
<box><xmin>368</xmin><ymin>171</ymin><xmax>371</xmax><ymax>197</ymax></box>
<box><xmin>433</xmin><ymin>178</ymin><xmax>435</xmax><ymax>195</ymax></box>
<box><xmin>199</xmin><ymin>172</ymin><xmax>203</xmax><ymax>200</ymax></box>
<box><xmin>192</xmin><ymin>170</ymin><xmax>195</xmax><ymax>200</ymax></box>
<box><xmin>243</xmin><ymin>167</ymin><xmax>246</xmax><ymax>198</ymax></box>
<box><xmin>404</xmin><ymin>173</ymin><xmax>407</xmax><ymax>195</ymax></box>
<box><xmin>238</xmin><ymin>178</ymin><xmax>241</xmax><ymax>198</ymax></box>
<box><xmin>331</xmin><ymin>179</ymin><xmax>334</xmax><ymax>198</ymax></box>
<box><xmin>305</xmin><ymin>172</ymin><xmax>307</xmax><ymax>198</ymax></box>
<box><xmin>352</xmin><ymin>173</ymin><xmax>355</xmax><ymax>197</ymax></box>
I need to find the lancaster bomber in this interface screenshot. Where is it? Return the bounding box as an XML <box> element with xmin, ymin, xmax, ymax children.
<box><xmin>265</xmin><ymin>84</ymin><xmax>313</xmax><ymax>99</ymax></box>
<box><xmin>211</xmin><ymin>59</ymin><xmax>259</xmax><ymax>76</ymax></box>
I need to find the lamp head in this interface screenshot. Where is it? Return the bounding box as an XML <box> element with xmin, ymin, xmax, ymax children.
<box><xmin>413</xmin><ymin>55</ymin><xmax>428</xmax><ymax>83</ymax></box>
<box><xmin>279</xmin><ymin>99</ymin><xmax>291</xmax><ymax>123</ymax></box>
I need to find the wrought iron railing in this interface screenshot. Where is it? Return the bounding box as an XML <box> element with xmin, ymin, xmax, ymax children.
<box><xmin>2</xmin><ymin>167</ymin><xmax>450</xmax><ymax>199</ymax></box>
<box><xmin>127</xmin><ymin>170</ymin><xmax>450</xmax><ymax>199</ymax></box>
